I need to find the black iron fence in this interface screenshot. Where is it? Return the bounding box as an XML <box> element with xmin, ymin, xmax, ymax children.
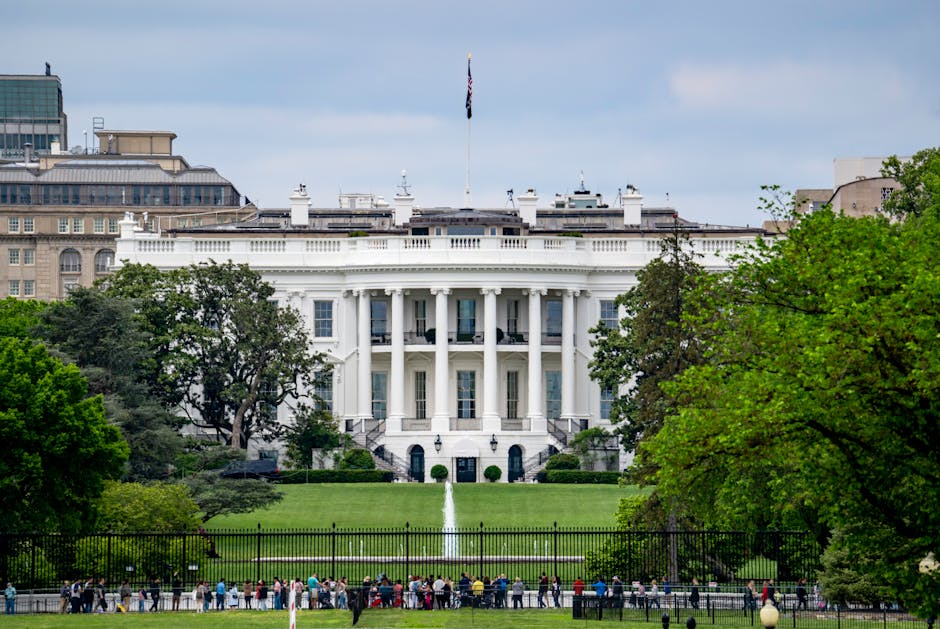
<box><xmin>1</xmin><ymin>527</ymin><xmax>820</xmax><ymax>595</ymax></box>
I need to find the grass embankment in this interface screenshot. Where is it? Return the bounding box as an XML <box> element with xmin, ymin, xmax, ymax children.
<box><xmin>211</xmin><ymin>483</ymin><xmax>639</xmax><ymax>530</ymax></box>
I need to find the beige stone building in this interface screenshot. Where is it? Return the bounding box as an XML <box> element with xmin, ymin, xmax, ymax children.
<box><xmin>795</xmin><ymin>156</ymin><xmax>905</xmax><ymax>218</ymax></box>
<box><xmin>0</xmin><ymin>130</ymin><xmax>245</xmax><ymax>300</ymax></box>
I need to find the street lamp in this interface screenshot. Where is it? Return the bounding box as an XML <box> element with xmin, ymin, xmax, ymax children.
<box><xmin>760</xmin><ymin>598</ymin><xmax>779</xmax><ymax>629</ymax></box>
<box><xmin>489</xmin><ymin>434</ymin><xmax>498</xmax><ymax>452</ymax></box>
<box><xmin>434</xmin><ymin>434</ymin><xmax>442</xmax><ymax>452</ymax></box>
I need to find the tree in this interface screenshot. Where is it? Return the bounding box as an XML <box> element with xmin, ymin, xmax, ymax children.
<box><xmin>97</xmin><ymin>481</ymin><xmax>201</xmax><ymax>532</ymax></box>
<box><xmin>0</xmin><ymin>338</ymin><xmax>128</xmax><ymax>532</ymax></box>
<box><xmin>339</xmin><ymin>448</ymin><xmax>375</xmax><ymax>470</ymax></box>
<box><xmin>646</xmin><ymin>168</ymin><xmax>940</xmax><ymax>616</ymax></box>
<box><xmin>182</xmin><ymin>472</ymin><xmax>283</xmax><ymax>523</ymax></box>
<box><xmin>544</xmin><ymin>453</ymin><xmax>579</xmax><ymax>470</ymax></box>
<box><xmin>105</xmin><ymin>262</ymin><xmax>326</xmax><ymax>449</ymax></box>
<box><xmin>588</xmin><ymin>221</ymin><xmax>707</xmax><ymax>477</ymax></box>
<box><xmin>282</xmin><ymin>401</ymin><xmax>346</xmax><ymax>468</ymax></box>
<box><xmin>0</xmin><ymin>297</ymin><xmax>45</xmax><ymax>339</ymax></box>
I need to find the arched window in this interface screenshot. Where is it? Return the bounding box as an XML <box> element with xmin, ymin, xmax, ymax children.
<box><xmin>508</xmin><ymin>445</ymin><xmax>524</xmax><ymax>482</ymax></box>
<box><xmin>94</xmin><ymin>248</ymin><xmax>114</xmax><ymax>273</ymax></box>
<box><xmin>59</xmin><ymin>248</ymin><xmax>81</xmax><ymax>273</ymax></box>
<box><xmin>409</xmin><ymin>445</ymin><xmax>425</xmax><ymax>482</ymax></box>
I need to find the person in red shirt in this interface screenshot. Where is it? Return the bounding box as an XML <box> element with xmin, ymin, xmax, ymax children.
<box><xmin>573</xmin><ymin>577</ymin><xmax>585</xmax><ymax>596</ymax></box>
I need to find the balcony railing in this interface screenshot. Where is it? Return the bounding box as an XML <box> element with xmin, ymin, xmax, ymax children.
<box><xmin>500</xmin><ymin>418</ymin><xmax>531</xmax><ymax>431</ymax></box>
<box><xmin>450</xmin><ymin>418</ymin><xmax>481</xmax><ymax>430</ymax></box>
<box><xmin>402</xmin><ymin>418</ymin><xmax>431</xmax><ymax>431</ymax></box>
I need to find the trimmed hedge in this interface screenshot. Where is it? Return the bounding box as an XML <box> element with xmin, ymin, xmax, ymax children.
<box><xmin>536</xmin><ymin>470</ymin><xmax>625</xmax><ymax>484</ymax></box>
<box><xmin>276</xmin><ymin>469</ymin><xmax>394</xmax><ymax>484</ymax></box>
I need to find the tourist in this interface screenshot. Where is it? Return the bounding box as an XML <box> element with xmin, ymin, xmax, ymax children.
<box><xmin>538</xmin><ymin>572</ymin><xmax>549</xmax><ymax>608</ymax></box>
<box><xmin>511</xmin><ymin>576</ymin><xmax>524</xmax><ymax>609</ymax></box>
<box><xmin>552</xmin><ymin>575</ymin><xmax>562</xmax><ymax>608</ymax></box>
<box><xmin>60</xmin><ymin>580</ymin><xmax>70</xmax><ymax>614</ymax></box>
<box><xmin>796</xmin><ymin>578</ymin><xmax>808</xmax><ymax>610</ymax></box>
<box><xmin>243</xmin><ymin>580</ymin><xmax>253</xmax><ymax>609</ymax></box>
<box><xmin>96</xmin><ymin>578</ymin><xmax>107</xmax><ymax>613</ymax></box>
<box><xmin>149</xmin><ymin>577</ymin><xmax>161</xmax><ymax>612</ymax></box>
<box><xmin>336</xmin><ymin>577</ymin><xmax>348</xmax><ymax>610</ymax></box>
<box><xmin>137</xmin><ymin>584</ymin><xmax>146</xmax><ymax>613</ymax></box>
<box><xmin>4</xmin><ymin>582</ymin><xmax>15</xmax><ymax>615</ymax></box>
<box><xmin>307</xmin><ymin>573</ymin><xmax>319</xmax><ymax>610</ymax></box>
<box><xmin>610</xmin><ymin>576</ymin><xmax>623</xmax><ymax>608</ymax></box>
<box><xmin>228</xmin><ymin>582</ymin><xmax>238</xmax><ymax>609</ymax></box>
<box><xmin>83</xmin><ymin>578</ymin><xmax>95</xmax><ymax>613</ymax></box>
<box><xmin>573</xmin><ymin>576</ymin><xmax>585</xmax><ymax>597</ymax></box>
<box><xmin>257</xmin><ymin>580</ymin><xmax>268</xmax><ymax>610</ymax></box>
<box><xmin>171</xmin><ymin>572</ymin><xmax>182</xmax><ymax>611</ymax></box>
<box><xmin>649</xmin><ymin>579</ymin><xmax>660</xmax><ymax>609</ymax></box>
<box><xmin>119</xmin><ymin>579</ymin><xmax>131</xmax><ymax>612</ymax></box>
<box><xmin>194</xmin><ymin>581</ymin><xmax>205</xmax><ymax>612</ymax></box>
<box><xmin>690</xmin><ymin>577</ymin><xmax>701</xmax><ymax>609</ymax></box>
<box><xmin>70</xmin><ymin>579</ymin><xmax>83</xmax><ymax>614</ymax></box>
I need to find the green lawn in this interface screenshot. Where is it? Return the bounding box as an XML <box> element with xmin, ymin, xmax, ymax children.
<box><xmin>210</xmin><ymin>483</ymin><xmax>637</xmax><ymax>530</ymax></box>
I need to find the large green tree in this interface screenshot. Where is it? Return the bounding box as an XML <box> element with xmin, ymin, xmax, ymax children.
<box><xmin>647</xmin><ymin>155</ymin><xmax>940</xmax><ymax>616</ymax></box>
<box><xmin>0</xmin><ymin>338</ymin><xmax>128</xmax><ymax>532</ymax></box>
<box><xmin>106</xmin><ymin>262</ymin><xmax>326</xmax><ymax>449</ymax></box>
<box><xmin>0</xmin><ymin>297</ymin><xmax>46</xmax><ymax>340</ymax></box>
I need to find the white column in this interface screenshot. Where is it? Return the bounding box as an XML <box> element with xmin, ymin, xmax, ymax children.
<box><xmin>526</xmin><ymin>288</ymin><xmax>546</xmax><ymax>432</ymax></box>
<box><xmin>481</xmin><ymin>287</ymin><xmax>501</xmax><ymax>432</ymax></box>
<box><xmin>356</xmin><ymin>289</ymin><xmax>372</xmax><ymax>421</ymax></box>
<box><xmin>561</xmin><ymin>289</ymin><xmax>579</xmax><ymax>420</ymax></box>
<box><xmin>431</xmin><ymin>287</ymin><xmax>451</xmax><ymax>433</ymax></box>
<box><xmin>386</xmin><ymin>288</ymin><xmax>405</xmax><ymax>433</ymax></box>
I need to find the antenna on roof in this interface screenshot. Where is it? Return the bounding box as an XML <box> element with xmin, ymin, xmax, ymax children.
<box><xmin>665</xmin><ymin>192</ymin><xmax>670</xmax><ymax>204</ymax></box>
<box><xmin>398</xmin><ymin>169</ymin><xmax>410</xmax><ymax>196</ymax></box>
<box><xmin>578</xmin><ymin>170</ymin><xmax>586</xmax><ymax>192</ymax></box>
<box><xmin>617</xmin><ymin>187</ymin><xmax>622</xmax><ymax>208</ymax></box>
<box><xmin>506</xmin><ymin>188</ymin><xmax>515</xmax><ymax>208</ymax></box>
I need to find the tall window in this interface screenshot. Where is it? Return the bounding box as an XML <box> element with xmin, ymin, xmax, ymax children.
<box><xmin>23</xmin><ymin>217</ymin><xmax>34</xmax><ymax>233</ymax></box>
<box><xmin>371</xmin><ymin>372</ymin><xmax>388</xmax><ymax>419</ymax></box>
<box><xmin>59</xmin><ymin>248</ymin><xmax>81</xmax><ymax>273</ymax></box>
<box><xmin>58</xmin><ymin>218</ymin><xmax>68</xmax><ymax>233</ymax></box>
<box><xmin>313</xmin><ymin>372</ymin><xmax>333</xmax><ymax>412</ymax></box>
<box><xmin>8</xmin><ymin>280</ymin><xmax>19</xmax><ymax>297</ymax></box>
<box><xmin>457</xmin><ymin>299</ymin><xmax>476</xmax><ymax>335</ymax></box>
<box><xmin>600</xmin><ymin>385</ymin><xmax>614</xmax><ymax>420</ymax></box>
<box><xmin>414</xmin><ymin>371</ymin><xmax>427</xmax><ymax>419</ymax></box>
<box><xmin>107</xmin><ymin>217</ymin><xmax>118</xmax><ymax>233</ymax></box>
<box><xmin>8</xmin><ymin>248</ymin><xmax>19</xmax><ymax>265</ymax></box>
<box><xmin>7</xmin><ymin>217</ymin><xmax>19</xmax><ymax>233</ymax></box>
<box><xmin>72</xmin><ymin>218</ymin><xmax>83</xmax><ymax>233</ymax></box>
<box><xmin>257</xmin><ymin>380</ymin><xmax>278</xmax><ymax>423</ymax></box>
<box><xmin>23</xmin><ymin>280</ymin><xmax>34</xmax><ymax>297</ymax></box>
<box><xmin>506</xmin><ymin>299</ymin><xmax>520</xmax><ymax>334</ymax></box>
<box><xmin>599</xmin><ymin>300</ymin><xmax>618</xmax><ymax>329</ymax></box>
<box><xmin>23</xmin><ymin>248</ymin><xmax>34</xmax><ymax>265</ymax></box>
<box><xmin>457</xmin><ymin>370</ymin><xmax>476</xmax><ymax>419</ymax></box>
<box><xmin>545</xmin><ymin>371</ymin><xmax>561</xmax><ymax>419</ymax></box>
<box><xmin>371</xmin><ymin>300</ymin><xmax>388</xmax><ymax>337</ymax></box>
<box><xmin>414</xmin><ymin>299</ymin><xmax>427</xmax><ymax>336</ymax></box>
<box><xmin>94</xmin><ymin>249</ymin><xmax>114</xmax><ymax>273</ymax></box>
<box><xmin>506</xmin><ymin>370</ymin><xmax>519</xmax><ymax>419</ymax></box>
<box><xmin>314</xmin><ymin>300</ymin><xmax>333</xmax><ymax>337</ymax></box>
<box><xmin>93</xmin><ymin>217</ymin><xmax>105</xmax><ymax>234</ymax></box>
<box><xmin>546</xmin><ymin>300</ymin><xmax>562</xmax><ymax>336</ymax></box>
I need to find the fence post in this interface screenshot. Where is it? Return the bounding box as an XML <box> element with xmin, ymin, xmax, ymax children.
<box><xmin>478</xmin><ymin>522</ymin><xmax>484</xmax><ymax>579</ymax></box>
<box><xmin>331</xmin><ymin>523</ymin><xmax>337</xmax><ymax>580</ymax></box>
<box><xmin>404</xmin><ymin>522</ymin><xmax>410</xmax><ymax>582</ymax></box>
<box><xmin>256</xmin><ymin>523</ymin><xmax>262</xmax><ymax>585</ymax></box>
<box><xmin>837</xmin><ymin>604</ymin><xmax>841</xmax><ymax>629</ymax></box>
<box><xmin>553</xmin><ymin>521</ymin><xmax>558</xmax><ymax>580</ymax></box>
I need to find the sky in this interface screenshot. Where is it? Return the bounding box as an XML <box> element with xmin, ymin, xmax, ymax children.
<box><xmin>6</xmin><ymin>0</ymin><xmax>940</xmax><ymax>226</ymax></box>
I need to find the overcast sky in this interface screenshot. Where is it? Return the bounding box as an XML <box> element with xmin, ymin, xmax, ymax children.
<box><xmin>7</xmin><ymin>0</ymin><xmax>940</xmax><ymax>225</ymax></box>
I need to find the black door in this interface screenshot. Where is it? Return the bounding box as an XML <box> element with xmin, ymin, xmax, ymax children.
<box><xmin>410</xmin><ymin>445</ymin><xmax>425</xmax><ymax>482</ymax></box>
<box><xmin>508</xmin><ymin>445</ymin><xmax>523</xmax><ymax>482</ymax></box>
<box><xmin>456</xmin><ymin>457</ymin><xmax>477</xmax><ymax>483</ymax></box>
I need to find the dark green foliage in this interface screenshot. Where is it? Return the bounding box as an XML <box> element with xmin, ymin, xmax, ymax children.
<box><xmin>540</xmin><ymin>470</ymin><xmax>624</xmax><ymax>484</ymax></box>
<box><xmin>430</xmin><ymin>464</ymin><xmax>448</xmax><ymax>481</ymax></box>
<box><xmin>97</xmin><ymin>481</ymin><xmax>201</xmax><ymax>532</ymax></box>
<box><xmin>0</xmin><ymin>297</ymin><xmax>45</xmax><ymax>339</ymax></box>
<box><xmin>0</xmin><ymin>338</ymin><xmax>128</xmax><ymax>532</ymax></box>
<box><xmin>182</xmin><ymin>471</ymin><xmax>283</xmax><ymax>523</ymax></box>
<box><xmin>558</xmin><ymin>231</ymin><xmax>583</xmax><ymax>237</ymax></box>
<box><xmin>544</xmin><ymin>453</ymin><xmax>580</xmax><ymax>470</ymax></box>
<box><xmin>276</xmin><ymin>469</ymin><xmax>394</xmax><ymax>484</ymax></box>
<box><xmin>483</xmin><ymin>465</ymin><xmax>502</xmax><ymax>482</ymax></box>
<box><xmin>348</xmin><ymin>230</ymin><xmax>369</xmax><ymax>237</ymax></box>
<box><xmin>338</xmin><ymin>447</ymin><xmax>376</xmax><ymax>470</ymax></box>
<box><xmin>283</xmin><ymin>402</ymin><xmax>346</xmax><ymax>468</ymax></box>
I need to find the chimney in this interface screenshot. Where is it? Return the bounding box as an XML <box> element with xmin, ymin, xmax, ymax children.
<box><xmin>623</xmin><ymin>184</ymin><xmax>643</xmax><ymax>227</ymax></box>
<box><xmin>22</xmin><ymin>142</ymin><xmax>33</xmax><ymax>165</ymax></box>
<box><xmin>289</xmin><ymin>184</ymin><xmax>310</xmax><ymax>227</ymax></box>
<box><xmin>517</xmin><ymin>188</ymin><xmax>538</xmax><ymax>226</ymax></box>
<box><xmin>393</xmin><ymin>191</ymin><xmax>414</xmax><ymax>226</ymax></box>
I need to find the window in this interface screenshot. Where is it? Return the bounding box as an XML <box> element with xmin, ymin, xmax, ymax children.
<box><xmin>457</xmin><ymin>370</ymin><xmax>476</xmax><ymax>419</ymax></box>
<box><xmin>881</xmin><ymin>187</ymin><xmax>895</xmax><ymax>202</ymax></box>
<box><xmin>8</xmin><ymin>248</ymin><xmax>19</xmax><ymax>265</ymax></box>
<box><xmin>546</xmin><ymin>300</ymin><xmax>563</xmax><ymax>336</ymax></box>
<box><xmin>545</xmin><ymin>371</ymin><xmax>561</xmax><ymax>419</ymax></box>
<box><xmin>94</xmin><ymin>249</ymin><xmax>114</xmax><ymax>273</ymax></box>
<box><xmin>600</xmin><ymin>385</ymin><xmax>614</xmax><ymax>420</ymax></box>
<box><xmin>599</xmin><ymin>300</ymin><xmax>618</xmax><ymax>329</ymax></box>
<box><xmin>257</xmin><ymin>380</ymin><xmax>278</xmax><ymax>423</ymax></box>
<box><xmin>414</xmin><ymin>370</ymin><xmax>427</xmax><ymax>419</ymax></box>
<box><xmin>23</xmin><ymin>280</ymin><xmax>34</xmax><ymax>297</ymax></box>
<box><xmin>177</xmin><ymin>218</ymin><xmax>188</xmax><ymax>228</ymax></box>
<box><xmin>58</xmin><ymin>218</ymin><xmax>69</xmax><ymax>233</ymax></box>
<box><xmin>191</xmin><ymin>217</ymin><xmax>202</xmax><ymax>227</ymax></box>
<box><xmin>371</xmin><ymin>372</ymin><xmax>388</xmax><ymax>419</ymax></box>
<box><xmin>72</xmin><ymin>218</ymin><xmax>83</xmax><ymax>233</ymax></box>
<box><xmin>506</xmin><ymin>299</ymin><xmax>520</xmax><ymax>334</ymax></box>
<box><xmin>107</xmin><ymin>217</ymin><xmax>118</xmax><ymax>233</ymax></box>
<box><xmin>506</xmin><ymin>370</ymin><xmax>519</xmax><ymax>419</ymax></box>
<box><xmin>23</xmin><ymin>248</ymin><xmax>34</xmax><ymax>265</ymax></box>
<box><xmin>59</xmin><ymin>248</ymin><xmax>81</xmax><ymax>273</ymax></box>
<box><xmin>370</xmin><ymin>300</ymin><xmax>388</xmax><ymax>337</ymax></box>
<box><xmin>8</xmin><ymin>280</ymin><xmax>19</xmax><ymax>297</ymax></box>
<box><xmin>314</xmin><ymin>300</ymin><xmax>333</xmax><ymax>337</ymax></box>
<box><xmin>23</xmin><ymin>217</ymin><xmax>34</xmax><ymax>233</ymax></box>
<box><xmin>7</xmin><ymin>217</ymin><xmax>19</xmax><ymax>233</ymax></box>
<box><xmin>457</xmin><ymin>299</ymin><xmax>476</xmax><ymax>336</ymax></box>
<box><xmin>414</xmin><ymin>299</ymin><xmax>427</xmax><ymax>336</ymax></box>
<box><xmin>313</xmin><ymin>372</ymin><xmax>333</xmax><ymax>412</ymax></box>
<box><xmin>93</xmin><ymin>217</ymin><xmax>105</xmax><ymax>233</ymax></box>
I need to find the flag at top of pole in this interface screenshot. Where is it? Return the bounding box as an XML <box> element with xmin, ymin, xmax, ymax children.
<box><xmin>466</xmin><ymin>53</ymin><xmax>472</xmax><ymax>119</ymax></box>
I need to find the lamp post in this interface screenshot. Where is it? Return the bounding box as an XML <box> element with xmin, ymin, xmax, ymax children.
<box><xmin>434</xmin><ymin>434</ymin><xmax>442</xmax><ymax>452</ymax></box>
<box><xmin>489</xmin><ymin>434</ymin><xmax>498</xmax><ymax>452</ymax></box>
<box><xmin>760</xmin><ymin>598</ymin><xmax>780</xmax><ymax>629</ymax></box>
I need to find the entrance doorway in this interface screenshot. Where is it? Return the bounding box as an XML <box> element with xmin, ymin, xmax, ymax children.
<box><xmin>456</xmin><ymin>457</ymin><xmax>477</xmax><ymax>483</ymax></box>
<box><xmin>508</xmin><ymin>445</ymin><xmax>523</xmax><ymax>482</ymax></box>
<box><xmin>409</xmin><ymin>445</ymin><xmax>425</xmax><ymax>482</ymax></box>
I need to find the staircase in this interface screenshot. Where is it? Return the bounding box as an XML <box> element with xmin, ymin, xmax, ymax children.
<box><xmin>347</xmin><ymin>419</ymin><xmax>416</xmax><ymax>481</ymax></box>
<box><xmin>521</xmin><ymin>418</ymin><xmax>585</xmax><ymax>481</ymax></box>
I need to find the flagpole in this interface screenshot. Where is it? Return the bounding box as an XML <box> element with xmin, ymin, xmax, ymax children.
<box><xmin>465</xmin><ymin>52</ymin><xmax>472</xmax><ymax>207</ymax></box>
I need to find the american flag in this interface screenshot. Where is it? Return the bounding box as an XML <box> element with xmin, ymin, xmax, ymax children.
<box><xmin>465</xmin><ymin>55</ymin><xmax>472</xmax><ymax>120</ymax></box>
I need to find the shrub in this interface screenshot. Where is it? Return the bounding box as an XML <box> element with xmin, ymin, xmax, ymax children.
<box><xmin>483</xmin><ymin>465</ymin><xmax>502</xmax><ymax>482</ymax></box>
<box><xmin>348</xmin><ymin>230</ymin><xmax>369</xmax><ymax>237</ymax></box>
<box><xmin>339</xmin><ymin>448</ymin><xmax>376</xmax><ymax>470</ymax></box>
<box><xmin>276</xmin><ymin>469</ymin><xmax>394</xmax><ymax>484</ymax></box>
<box><xmin>542</xmin><ymin>470</ymin><xmax>624</xmax><ymax>484</ymax></box>
<box><xmin>558</xmin><ymin>231</ymin><xmax>583</xmax><ymax>237</ymax></box>
<box><xmin>430</xmin><ymin>464</ymin><xmax>448</xmax><ymax>482</ymax></box>
<box><xmin>545</xmin><ymin>453</ymin><xmax>580</xmax><ymax>470</ymax></box>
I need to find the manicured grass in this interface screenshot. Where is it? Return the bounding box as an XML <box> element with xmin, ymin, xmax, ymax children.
<box><xmin>210</xmin><ymin>483</ymin><xmax>635</xmax><ymax>530</ymax></box>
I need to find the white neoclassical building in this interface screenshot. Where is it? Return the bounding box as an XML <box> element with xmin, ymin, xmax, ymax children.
<box><xmin>114</xmin><ymin>180</ymin><xmax>768</xmax><ymax>482</ymax></box>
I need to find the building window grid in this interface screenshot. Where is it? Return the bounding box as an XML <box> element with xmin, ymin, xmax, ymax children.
<box><xmin>600</xmin><ymin>385</ymin><xmax>614</xmax><ymax>420</ymax></box>
<box><xmin>59</xmin><ymin>248</ymin><xmax>81</xmax><ymax>273</ymax></box>
<box><xmin>8</xmin><ymin>280</ymin><xmax>19</xmax><ymax>297</ymax></box>
<box><xmin>457</xmin><ymin>299</ymin><xmax>476</xmax><ymax>336</ymax></box>
<box><xmin>93</xmin><ymin>217</ymin><xmax>105</xmax><ymax>234</ymax></box>
<box><xmin>107</xmin><ymin>217</ymin><xmax>119</xmax><ymax>233</ymax></box>
<box><xmin>72</xmin><ymin>217</ymin><xmax>83</xmax><ymax>233</ymax></box>
<box><xmin>457</xmin><ymin>370</ymin><xmax>476</xmax><ymax>419</ymax></box>
<box><xmin>371</xmin><ymin>301</ymin><xmax>388</xmax><ymax>337</ymax></box>
<box><xmin>372</xmin><ymin>372</ymin><xmax>388</xmax><ymax>420</ymax></box>
<box><xmin>599</xmin><ymin>300</ymin><xmax>618</xmax><ymax>329</ymax></box>
<box><xmin>23</xmin><ymin>248</ymin><xmax>34</xmax><ymax>265</ymax></box>
<box><xmin>414</xmin><ymin>299</ymin><xmax>427</xmax><ymax>336</ymax></box>
<box><xmin>506</xmin><ymin>370</ymin><xmax>519</xmax><ymax>419</ymax></box>
<box><xmin>58</xmin><ymin>218</ymin><xmax>68</xmax><ymax>233</ymax></box>
<box><xmin>414</xmin><ymin>371</ymin><xmax>427</xmax><ymax>419</ymax></box>
<box><xmin>8</xmin><ymin>248</ymin><xmax>19</xmax><ymax>265</ymax></box>
<box><xmin>94</xmin><ymin>249</ymin><xmax>114</xmax><ymax>273</ymax></box>
<box><xmin>506</xmin><ymin>300</ymin><xmax>520</xmax><ymax>334</ymax></box>
<box><xmin>546</xmin><ymin>371</ymin><xmax>562</xmax><ymax>420</ymax></box>
<box><xmin>23</xmin><ymin>280</ymin><xmax>34</xmax><ymax>297</ymax></box>
<box><xmin>313</xmin><ymin>300</ymin><xmax>333</xmax><ymax>337</ymax></box>
<box><xmin>23</xmin><ymin>217</ymin><xmax>34</xmax><ymax>233</ymax></box>
<box><xmin>546</xmin><ymin>300</ymin><xmax>563</xmax><ymax>336</ymax></box>
<box><xmin>313</xmin><ymin>374</ymin><xmax>333</xmax><ymax>412</ymax></box>
<box><xmin>8</xmin><ymin>217</ymin><xmax>19</xmax><ymax>233</ymax></box>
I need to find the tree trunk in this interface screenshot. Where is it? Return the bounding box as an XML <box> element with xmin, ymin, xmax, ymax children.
<box><xmin>231</xmin><ymin>371</ymin><xmax>263</xmax><ymax>449</ymax></box>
